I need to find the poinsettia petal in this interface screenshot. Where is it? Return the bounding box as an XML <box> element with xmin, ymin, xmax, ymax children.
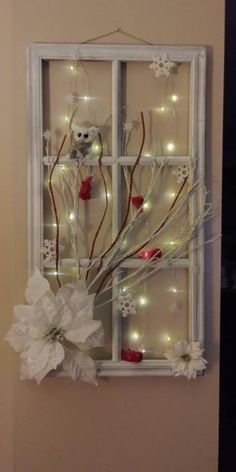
<box><xmin>65</xmin><ymin>320</ymin><xmax>102</xmax><ymax>344</ymax></box>
<box><xmin>62</xmin><ymin>350</ymin><xmax>82</xmax><ymax>380</ymax></box>
<box><xmin>34</xmin><ymin>292</ymin><xmax>57</xmax><ymax>323</ymax></box>
<box><xmin>14</xmin><ymin>305</ymin><xmax>34</xmax><ymax>323</ymax></box>
<box><xmin>5</xmin><ymin>323</ymin><xmax>31</xmax><ymax>352</ymax></box>
<box><xmin>62</xmin><ymin>350</ymin><xmax>97</xmax><ymax>384</ymax></box>
<box><xmin>25</xmin><ymin>268</ymin><xmax>51</xmax><ymax>305</ymax></box>
<box><xmin>77</xmin><ymin>352</ymin><xmax>97</xmax><ymax>385</ymax></box>
<box><xmin>27</xmin><ymin>340</ymin><xmax>64</xmax><ymax>378</ymax></box>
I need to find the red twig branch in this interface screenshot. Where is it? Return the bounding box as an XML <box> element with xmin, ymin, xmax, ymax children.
<box><xmin>86</xmin><ymin>133</ymin><xmax>109</xmax><ymax>282</ymax></box>
<box><xmin>95</xmin><ymin>176</ymin><xmax>188</xmax><ymax>296</ymax></box>
<box><xmin>48</xmin><ymin>135</ymin><xmax>67</xmax><ymax>288</ymax></box>
<box><xmin>96</xmin><ymin>111</ymin><xmax>145</xmax><ymax>275</ymax></box>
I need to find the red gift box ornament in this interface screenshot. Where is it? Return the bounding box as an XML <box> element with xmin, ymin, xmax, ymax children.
<box><xmin>138</xmin><ymin>248</ymin><xmax>162</xmax><ymax>260</ymax></box>
<box><xmin>131</xmin><ymin>195</ymin><xmax>144</xmax><ymax>211</ymax></box>
<box><xmin>121</xmin><ymin>349</ymin><xmax>143</xmax><ymax>363</ymax></box>
<box><xmin>79</xmin><ymin>176</ymin><xmax>93</xmax><ymax>201</ymax></box>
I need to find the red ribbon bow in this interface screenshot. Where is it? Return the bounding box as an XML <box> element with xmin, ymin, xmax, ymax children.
<box><xmin>79</xmin><ymin>176</ymin><xmax>93</xmax><ymax>201</ymax></box>
<box><xmin>121</xmin><ymin>349</ymin><xmax>143</xmax><ymax>363</ymax></box>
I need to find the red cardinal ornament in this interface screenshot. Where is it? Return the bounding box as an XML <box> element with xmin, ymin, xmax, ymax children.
<box><xmin>131</xmin><ymin>196</ymin><xmax>144</xmax><ymax>211</ymax></box>
<box><xmin>79</xmin><ymin>176</ymin><xmax>93</xmax><ymax>201</ymax></box>
<box><xmin>121</xmin><ymin>349</ymin><xmax>143</xmax><ymax>363</ymax></box>
<box><xmin>138</xmin><ymin>248</ymin><xmax>162</xmax><ymax>260</ymax></box>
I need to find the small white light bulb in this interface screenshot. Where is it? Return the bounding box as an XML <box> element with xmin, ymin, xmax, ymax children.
<box><xmin>166</xmin><ymin>142</ymin><xmax>175</xmax><ymax>152</ymax></box>
<box><xmin>143</xmin><ymin>201</ymin><xmax>150</xmax><ymax>210</ymax></box>
<box><xmin>167</xmin><ymin>191</ymin><xmax>176</xmax><ymax>199</ymax></box>
<box><xmin>70</xmin><ymin>65</ymin><xmax>74</xmax><ymax>72</ymax></box>
<box><xmin>65</xmin><ymin>116</ymin><xmax>69</xmax><ymax>123</ymax></box>
<box><xmin>130</xmin><ymin>331</ymin><xmax>140</xmax><ymax>341</ymax></box>
<box><xmin>170</xmin><ymin>287</ymin><xmax>177</xmax><ymax>293</ymax></box>
<box><xmin>171</xmin><ymin>94</ymin><xmax>178</xmax><ymax>102</ymax></box>
<box><xmin>69</xmin><ymin>212</ymin><xmax>75</xmax><ymax>221</ymax></box>
<box><xmin>83</xmin><ymin>96</ymin><xmax>89</xmax><ymax>101</ymax></box>
<box><xmin>139</xmin><ymin>296</ymin><xmax>147</xmax><ymax>306</ymax></box>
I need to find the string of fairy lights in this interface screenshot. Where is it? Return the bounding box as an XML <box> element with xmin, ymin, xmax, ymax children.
<box><xmin>42</xmin><ymin>58</ymin><xmax>196</xmax><ymax>357</ymax></box>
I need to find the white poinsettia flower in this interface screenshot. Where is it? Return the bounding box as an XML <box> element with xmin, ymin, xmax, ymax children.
<box><xmin>5</xmin><ymin>269</ymin><xmax>104</xmax><ymax>385</ymax></box>
<box><xmin>165</xmin><ymin>341</ymin><xmax>207</xmax><ymax>380</ymax></box>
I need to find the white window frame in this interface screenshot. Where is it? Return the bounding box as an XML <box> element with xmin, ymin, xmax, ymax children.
<box><xmin>27</xmin><ymin>43</ymin><xmax>206</xmax><ymax>377</ymax></box>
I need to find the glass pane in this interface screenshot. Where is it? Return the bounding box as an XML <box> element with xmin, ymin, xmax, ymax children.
<box><xmin>43</xmin><ymin>59</ymin><xmax>112</xmax><ymax>156</ymax></box>
<box><xmin>43</xmin><ymin>164</ymin><xmax>112</xmax><ymax>261</ymax></box>
<box><xmin>121</xmin><ymin>61</ymin><xmax>190</xmax><ymax>156</ymax></box>
<box><xmin>120</xmin><ymin>268</ymin><xmax>189</xmax><ymax>359</ymax></box>
<box><xmin>120</xmin><ymin>165</ymin><xmax>189</xmax><ymax>259</ymax></box>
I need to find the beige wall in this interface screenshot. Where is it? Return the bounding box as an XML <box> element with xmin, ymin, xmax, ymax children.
<box><xmin>0</xmin><ymin>1</ymin><xmax>224</xmax><ymax>471</ymax></box>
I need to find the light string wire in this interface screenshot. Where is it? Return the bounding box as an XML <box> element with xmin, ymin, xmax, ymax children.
<box><xmin>87</xmin><ymin>172</ymin><xmax>196</xmax><ymax>292</ymax></box>
<box><xmin>95</xmin><ymin>204</ymin><xmax>215</xmax><ymax>310</ymax></box>
<box><xmin>48</xmin><ymin>135</ymin><xmax>67</xmax><ymax>288</ymax></box>
<box><xmin>86</xmin><ymin>132</ymin><xmax>109</xmax><ymax>281</ymax></box>
<box><xmin>89</xmin><ymin>176</ymin><xmax>205</xmax><ymax>295</ymax></box>
<box><xmin>96</xmin><ymin>196</ymin><xmax>212</xmax><ymax>303</ymax></box>
<box><xmin>94</xmin><ymin>111</ymin><xmax>146</xmax><ymax>277</ymax></box>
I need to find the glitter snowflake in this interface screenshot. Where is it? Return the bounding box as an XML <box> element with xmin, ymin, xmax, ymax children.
<box><xmin>117</xmin><ymin>292</ymin><xmax>137</xmax><ymax>318</ymax></box>
<box><xmin>43</xmin><ymin>129</ymin><xmax>52</xmax><ymax>141</ymax></box>
<box><xmin>149</xmin><ymin>54</ymin><xmax>176</xmax><ymax>78</ymax></box>
<box><xmin>40</xmin><ymin>239</ymin><xmax>64</xmax><ymax>264</ymax></box>
<box><xmin>173</xmin><ymin>165</ymin><xmax>189</xmax><ymax>184</ymax></box>
<box><xmin>123</xmin><ymin>120</ymin><xmax>139</xmax><ymax>132</ymax></box>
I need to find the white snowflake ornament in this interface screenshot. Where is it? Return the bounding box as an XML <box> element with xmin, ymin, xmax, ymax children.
<box><xmin>173</xmin><ymin>165</ymin><xmax>189</xmax><ymax>184</ymax></box>
<box><xmin>40</xmin><ymin>239</ymin><xmax>64</xmax><ymax>264</ymax></box>
<box><xmin>149</xmin><ymin>54</ymin><xmax>176</xmax><ymax>78</ymax></box>
<box><xmin>117</xmin><ymin>292</ymin><xmax>137</xmax><ymax>317</ymax></box>
<box><xmin>123</xmin><ymin>120</ymin><xmax>139</xmax><ymax>132</ymax></box>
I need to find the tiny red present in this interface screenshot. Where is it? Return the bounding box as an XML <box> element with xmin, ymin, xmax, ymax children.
<box><xmin>121</xmin><ymin>349</ymin><xmax>143</xmax><ymax>363</ymax></box>
<box><xmin>79</xmin><ymin>176</ymin><xmax>93</xmax><ymax>201</ymax></box>
<box><xmin>138</xmin><ymin>248</ymin><xmax>162</xmax><ymax>260</ymax></box>
<box><xmin>131</xmin><ymin>196</ymin><xmax>144</xmax><ymax>210</ymax></box>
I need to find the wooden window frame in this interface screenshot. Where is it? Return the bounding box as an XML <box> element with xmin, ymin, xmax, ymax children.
<box><xmin>27</xmin><ymin>43</ymin><xmax>206</xmax><ymax>376</ymax></box>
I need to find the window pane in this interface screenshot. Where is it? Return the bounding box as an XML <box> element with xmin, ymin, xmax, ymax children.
<box><xmin>43</xmin><ymin>164</ymin><xmax>112</xmax><ymax>261</ymax></box>
<box><xmin>43</xmin><ymin>59</ymin><xmax>112</xmax><ymax>156</ymax></box>
<box><xmin>121</xmin><ymin>61</ymin><xmax>190</xmax><ymax>156</ymax></box>
<box><xmin>120</xmin><ymin>165</ymin><xmax>189</xmax><ymax>258</ymax></box>
<box><xmin>120</xmin><ymin>268</ymin><xmax>189</xmax><ymax>359</ymax></box>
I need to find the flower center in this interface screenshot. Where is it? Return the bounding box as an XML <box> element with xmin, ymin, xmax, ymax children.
<box><xmin>45</xmin><ymin>326</ymin><xmax>64</xmax><ymax>342</ymax></box>
<box><xmin>181</xmin><ymin>353</ymin><xmax>191</xmax><ymax>362</ymax></box>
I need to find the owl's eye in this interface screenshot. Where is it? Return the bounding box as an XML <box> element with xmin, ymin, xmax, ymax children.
<box><xmin>78</xmin><ymin>132</ymin><xmax>82</xmax><ymax>137</ymax></box>
<box><xmin>84</xmin><ymin>133</ymin><xmax>89</xmax><ymax>139</ymax></box>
